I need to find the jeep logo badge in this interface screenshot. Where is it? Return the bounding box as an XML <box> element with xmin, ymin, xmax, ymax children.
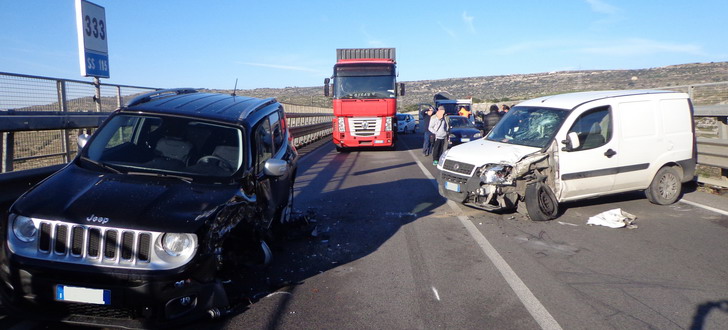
<box><xmin>86</xmin><ymin>214</ymin><xmax>110</xmax><ymax>225</ymax></box>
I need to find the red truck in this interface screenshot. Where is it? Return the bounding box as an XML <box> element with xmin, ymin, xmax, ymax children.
<box><xmin>324</xmin><ymin>48</ymin><xmax>405</xmax><ymax>151</ymax></box>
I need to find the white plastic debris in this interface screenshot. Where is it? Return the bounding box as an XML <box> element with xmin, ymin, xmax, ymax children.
<box><xmin>586</xmin><ymin>208</ymin><xmax>638</xmax><ymax>229</ymax></box>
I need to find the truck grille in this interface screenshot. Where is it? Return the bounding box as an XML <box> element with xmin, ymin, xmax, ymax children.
<box><xmin>443</xmin><ymin>160</ymin><xmax>475</xmax><ymax>176</ymax></box>
<box><xmin>348</xmin><ymin>118</ymin><xmax>381</xmax><ymax>137</ymax></box>
<box><xmin>35</xmin><ymin>221</ymin><xmax>153</xmax><ymax>266</ymax></box>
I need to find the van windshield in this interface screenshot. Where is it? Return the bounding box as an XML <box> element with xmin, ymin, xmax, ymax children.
<box><xmin>485</xmin><ymin>106</ymin><xmax>569</xmax><ymax>148</ymax></box>
<box><xmin>81</xmin><ymin>114</ymin><xmax>243</xmax><ymax>178</ymax></box>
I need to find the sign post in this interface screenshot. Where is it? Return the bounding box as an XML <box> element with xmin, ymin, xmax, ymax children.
<box><xmin>75</xmin><ymin>0</ymin><xmax>109</xmax><ymax>112</ymax></box>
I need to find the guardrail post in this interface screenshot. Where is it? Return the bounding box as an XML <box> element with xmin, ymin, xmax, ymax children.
<box><xmin>1</xmin><ymin>132</ymin><xmax>14</xmax><ymax>173</ymax></box>
<box><xmin>116</xmin><ymin>86</ymin><xmax>122</xmax><ymax>107</ymax></box>
<box><xmin>57</xmin><ymin>80</ymin><xmax>73</xmax><ymax>163</ymax></box>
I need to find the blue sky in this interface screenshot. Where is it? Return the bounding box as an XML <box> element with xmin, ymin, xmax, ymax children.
<box><xmin>1</xmin><ymin>0</ymin><xmax>726</xmax><ymax>90</ymax></box>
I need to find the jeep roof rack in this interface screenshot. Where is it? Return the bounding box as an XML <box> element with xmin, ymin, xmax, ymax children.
<box><xmin>125</xmin><ymin>88</ymin><xmax>198</xmax><ymax>107</ymax></box>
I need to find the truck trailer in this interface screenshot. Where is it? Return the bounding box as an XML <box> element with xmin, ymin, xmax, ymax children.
<box><xmin>324</xmin><ymin>48</ymin><xmax>405</xmax><ymax>151</ymax></box>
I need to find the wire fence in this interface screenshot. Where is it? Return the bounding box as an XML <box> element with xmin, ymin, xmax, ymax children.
<box><xmin>0</xmin><ymin>72</ymin><xmax>332</xmax><ymax>173</ymax></box>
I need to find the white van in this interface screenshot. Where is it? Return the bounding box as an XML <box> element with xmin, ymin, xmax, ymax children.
<box><xmin>436</xmin><ymin>90</ymin><xmax>696</xmax><ymax>221</ymax></box>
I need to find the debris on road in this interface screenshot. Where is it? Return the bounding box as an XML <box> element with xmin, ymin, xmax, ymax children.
<box><xmin>586</xmin><ymin>208</ymin><xmax>638</xmax><ymax>229</ymax></box>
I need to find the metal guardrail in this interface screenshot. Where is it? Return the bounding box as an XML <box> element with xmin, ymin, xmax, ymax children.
<box><xmin>0</xmin><ymin>72</ymin><xmax>333</xmax><ymax>173</ymax></box>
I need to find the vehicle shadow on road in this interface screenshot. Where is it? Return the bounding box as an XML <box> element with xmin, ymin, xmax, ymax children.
<box><xmin>193</xmin><ymin>142</ymin><xmax>446</xmax><ymax>328</ymax></box>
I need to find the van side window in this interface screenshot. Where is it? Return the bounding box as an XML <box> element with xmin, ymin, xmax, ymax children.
<box><xmin>567</xmin><ymin>106</ymin><xmax>612</xmax><ymax>150</ymax></box>
<box><xmin>254</xmin><ymin>118</ymin><xmax>273</xmax><ymax>172</ymax></box>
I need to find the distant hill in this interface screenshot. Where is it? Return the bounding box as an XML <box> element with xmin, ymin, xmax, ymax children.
<box><xmin>206</xmin><ymin>61</ymin><xmax>728</xmax><ymax>111</ymax></box>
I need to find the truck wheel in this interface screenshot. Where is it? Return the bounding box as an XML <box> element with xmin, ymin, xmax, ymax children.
<box><xmin>525</xmin><ymin>182</ymin><xmax>558</xmax><ymax>221</ymax></box>
<box><xmin>645</xmin><ymin>166</ymin><xmax>682</xmax><ymax>205</ymax></box>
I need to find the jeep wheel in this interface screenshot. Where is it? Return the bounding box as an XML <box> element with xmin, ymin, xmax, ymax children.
<box><xmin>645</xmin><ymin>166</ymin><xmax>682</xmax><ymax>205</ymax></box>
<box><xmin>525</xmin><ymin>182</ymin><xmax>558</xmax><ymax>221</ymax></box>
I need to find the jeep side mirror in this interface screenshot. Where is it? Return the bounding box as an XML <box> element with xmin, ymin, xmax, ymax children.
<box><xmin>324</xmin><ymin>78</ymin><xmax>330</xmax><ymax>97</ymax></box>
<box><xmin>264</xmin><ymin>158</ymin><xmax>288</xmax><ymax>177</ymax></box>
<box><xmin>561</xmin><ymin>132</ymin><xmax>581</xmax><ymax>151</ymax></box>
<box><xmin>78</xmin><ymin>133</ymin><xmax>91</xmax><ymax>149</ymax></box>
<box><xmin>399</xmin><ymin>83</ymin><xmax>405</xmax><ymax>96</ymax></box>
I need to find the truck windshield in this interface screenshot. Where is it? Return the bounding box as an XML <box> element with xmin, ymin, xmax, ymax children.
<box><xmin>333</xmin><ymin>64</ymin><xmax>396</xmax><ymax>99</ymax></box>
<box><xmin>485</xmin><ymin>106</ymin><xmax>569</xmax><ymax>148</ymax></box>
<box><xmin>81</xmin><ymin>114</ymin><xmax>243</xmax><ymax>178</ymax></box>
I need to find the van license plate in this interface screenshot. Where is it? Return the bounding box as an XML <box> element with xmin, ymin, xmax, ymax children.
<box><xmin>445</xmin><ymin>181</ymin><xmax>460</xmax><ymax>192</ymax></box>
<box><xmin>56</xmin><ymin>285</ymin><xmax>110</xmax><ymax>305</ymax></box>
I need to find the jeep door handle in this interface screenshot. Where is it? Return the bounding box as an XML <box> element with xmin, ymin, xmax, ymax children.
<box><xmin>604</xmin><ymin>149</ymin><xmax>617</xmax><ymax>158</ymax></box>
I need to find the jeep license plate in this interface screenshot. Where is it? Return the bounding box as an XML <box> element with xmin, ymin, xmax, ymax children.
<box><xmin>445</xmin><ymin>181</ymin><xmax>460</xmax><ymax>192</ymax></box>
<box><xmin>56</xmin><ymin>285</ymin><xmax>110</xmax><ymax>305</ymax></box>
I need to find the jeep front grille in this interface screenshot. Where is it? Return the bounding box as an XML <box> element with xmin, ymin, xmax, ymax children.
<box><xmin>36</xmin><ymin>221</ymin><xmax>152</xmax><ymax>264</ymax></box>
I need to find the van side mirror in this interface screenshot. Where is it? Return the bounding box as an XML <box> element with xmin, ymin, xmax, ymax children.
<box><xmin>324</xmin><ymin>78</ymin><xmax>330</xmax><ymax>97</ymax></box>
<box><xmin>561</xmin><ymin>132</ymin><xmax>581</xmax><ymax>151</ymax></box>
<box><xmin>399</xmin><ymin>83</ymin><xmax>405</xmax><ymax>96</ymax></box>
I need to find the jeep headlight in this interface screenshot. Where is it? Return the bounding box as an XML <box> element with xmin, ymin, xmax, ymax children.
<box><xmin>161</xmin><ymin>233</ymin><xmax>197</xmax><ymax>257</ymax></box>
<box><xmin>479</xmin><ymin>164</ymin><xmax>512</xmax><ymax>184</ymax></box>
<box><xmin>12</xmin><ymin>215</ymin><xmax>37</xmax><ymax>243</ymax></box>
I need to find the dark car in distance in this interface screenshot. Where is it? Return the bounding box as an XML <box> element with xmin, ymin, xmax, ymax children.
<box><xmin>0</xmin><ymin>89</ymin><xmax>298</xmax><ymax>327</ymax></box>
<box><xmin>448</xmin><ymin>115</ymin><xmax>482</xmax><ymax>146</ymax></box>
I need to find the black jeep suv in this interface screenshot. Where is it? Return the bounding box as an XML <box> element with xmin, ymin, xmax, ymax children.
<box><xmin>0</xmin><ymin>89</ymin><xmax>298</xmax><ymax>327</ymax></box>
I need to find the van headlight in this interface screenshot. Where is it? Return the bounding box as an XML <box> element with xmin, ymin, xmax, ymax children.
<box><xmin>438</xmin><ymin>149</ymin><xmax>450</xmax><ymax>167</ymax></box>
<box><xmin>479</xmin><ymin>164</ymin><xmax>513</xmax><ymax>184</ymax></box>
<box><xmin>161</xmin><ymin>233</ymin><xmax>197</xmax><ymax>257</ymax></box>
<box><xmin>12</xmin><ymin>215</ymin><xmax>38</xmax><ymax>243</ymax></box>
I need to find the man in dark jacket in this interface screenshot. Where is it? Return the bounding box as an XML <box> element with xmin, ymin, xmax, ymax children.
<box><xmin>421</xmin><ymin>106</ymin><xmax>434</xmax><ymax>155</ymax></box>
<box><xmin>483</xmin><ymin>104</ymin><xmax>502</xmax><ymax>135</ymax></box>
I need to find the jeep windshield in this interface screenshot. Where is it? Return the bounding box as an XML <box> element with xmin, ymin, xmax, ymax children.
<box><xmin>333</xmin><ymin>64</ymin><xmax>396</xmax><ymax>99</ymax></box>
<box><xmin>485</xmin><ymin>106</ymin><xmax>569</xmax><ymax>148</ymax></box>
<box><xmin>80</xmin><ymin>114</ymin><xmax>243</xmax><ymax>178</ymax></box>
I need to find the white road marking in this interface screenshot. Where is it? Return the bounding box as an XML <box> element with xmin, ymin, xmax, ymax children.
<box><xmin>679</xmin><ymin>199</ymin><xmax>728</xmax><ymax>217</ymax></box>
<box><xmin>432</xmin><ymin>286</ymin><xmax>441</xmax><ymax>301</ymax></box>
<box><xmin>406</xmin><ymin>147</ymin><xmax>563</xmax><ymax>330</ymax></box>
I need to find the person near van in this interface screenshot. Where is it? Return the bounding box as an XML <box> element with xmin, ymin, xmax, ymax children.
<box><xmin>458</xmin><ymin>106</ymin><xmax>471</xmax><ymax>119</ymax></box>
<box><xmin>483</xmin><ymin>104</ymin><xmax>502</xmax><ymax>134</ymax></box>
<box><xmin>422</xmin><ymin>106</ymin><xmax>434</xmax><ymax>156</ymax></box>
<box><xmin>429</xmin><ymin>106</ymin><xmax>448</xmax><ymax>165</ymax></box>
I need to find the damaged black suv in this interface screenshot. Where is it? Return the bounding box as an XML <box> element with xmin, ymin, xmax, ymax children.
<box><xmin>0</xmin><ymin>89</ymin><xmax>298</xmax><ymax>327</ymax></box>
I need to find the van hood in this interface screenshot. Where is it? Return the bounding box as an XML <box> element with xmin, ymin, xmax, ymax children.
<box><xmin>11</xmin><ymin>164</ymin><xmax>239</xmax><ymax>233</ymax></box>
<box><xmin>444</xmin><ymin>139</ymin><xmax>541</xmax><ymax>167</ymax></box>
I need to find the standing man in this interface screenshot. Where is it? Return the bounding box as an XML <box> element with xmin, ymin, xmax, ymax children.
<box><xmin>421</xmin><ymin>106</ymin><xmax>434</xmax><ymax>155</ymax></box>
<box><xmin>429</xmin><ymin>106</ymin><xmax>448</xmax><ymax>165</ymax></box>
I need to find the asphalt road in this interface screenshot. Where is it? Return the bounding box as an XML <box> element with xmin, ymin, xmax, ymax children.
<box><xmin>2</xmin><ymin>132</ymin><xmax>727</xmax><ymax>329</ymax></box>
<box><xmin>219</xmin><ymin>132</ymin><xmax>728</xmax><ymax>329</ymax></box>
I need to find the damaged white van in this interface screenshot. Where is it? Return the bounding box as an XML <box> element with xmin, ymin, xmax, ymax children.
<box><xmin>437</xmin><ymin>90</ymin><xmax>696</xmax><ymax>221</ymax></box>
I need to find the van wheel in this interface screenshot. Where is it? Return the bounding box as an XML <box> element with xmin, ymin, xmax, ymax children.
<box><xmin>525</xmin><ymin>182</ymin><xmax>558</xmax><ymax>221</ymax></box>
<box><xmin>645</xmin><ymin>166</ymin><xmax>681</xmax><ymax>205</ymax></box>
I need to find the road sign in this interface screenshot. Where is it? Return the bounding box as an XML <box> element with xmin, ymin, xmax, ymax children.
<box><xmin>75</xmin><ymin>0</ymin><xmax>109</xmax><ymax>78</ymax></box>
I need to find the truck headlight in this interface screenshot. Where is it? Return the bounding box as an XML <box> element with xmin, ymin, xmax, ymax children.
<box><xmin>479</xmin><ymin>164</ymin><xmax>512</xmax><ymax>184</ymax></box>
<box><xmin>12</xmin><ymin>215</ymin><xmax>37</xmax><ymax>243</ymax></box>
<box><xmin>161</xmin><ymin>233</ymin><xmax>197</xmax><ymax>257</ymax></box>
<box><xmin>337</xmin><ymin>117</ymin><xmax>345</xmax><ymax>132</ymax></box>
<box><xmin>385</xmin><ymin>117</ymin><xmax>393</xmax><ymax>131</ymax></box>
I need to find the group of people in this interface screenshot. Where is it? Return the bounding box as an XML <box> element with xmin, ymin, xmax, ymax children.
<box><xmin>421</xmin><ymin>103</ymin><xmax>512</xmax><ymax>166</ymax></box>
